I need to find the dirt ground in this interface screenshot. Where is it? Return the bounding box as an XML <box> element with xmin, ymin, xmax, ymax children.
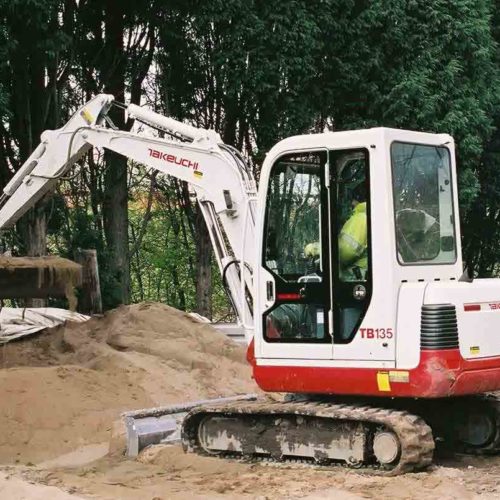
<box><xmin>0</xmin><ymin>302</ymin><xmax>499</xmax><ymax>499</ymax></box>
<box><xmin>1</xmin><ymin>447</ymin><xmax>500</xmax><ymax>499</ymax></box>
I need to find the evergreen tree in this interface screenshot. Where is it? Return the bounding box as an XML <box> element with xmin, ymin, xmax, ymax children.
<box><xmin>322</xmin><ymin>0</ymin><xmax>498</xmax><ymax>210</ymax></box>
<box><xmin>0</xmin><ymin>0</ymin><xmax>72</xmax><ymax>268</ymax></box>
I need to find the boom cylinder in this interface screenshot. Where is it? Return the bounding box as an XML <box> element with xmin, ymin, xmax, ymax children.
<box><xmin>127</xmin><ymin>104</ymin><xmax>221</xmax><ymax>144</ymax></box>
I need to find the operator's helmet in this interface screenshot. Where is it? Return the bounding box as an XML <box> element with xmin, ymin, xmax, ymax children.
<box><xmin>351</xmin><ymin>180</ymin><xmax>367</xmax><ymax>203</ymax></box>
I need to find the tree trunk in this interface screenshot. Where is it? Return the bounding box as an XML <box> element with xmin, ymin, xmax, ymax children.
<box><xmin>17</xmin><ymin>202</ymin><xmax>47</xmax><ymax>307</ymax></box>
<box><xmin>18</xmin><ymin>204</ymin><xmax>47</xmax><ymax>257</ymax></box>
<box><xmin>101</xmin><ymin>0</ymin><xmax>130</xmax><ymax>306</ymax></box>
<box><xmin>75</xmin><ymin>249</ymin><xmax>103</xmax><ymax>315</ymax></box>
<box><xmin>195</xmin><ymin>208</ymin><xmax>212</xmax><ymax>320</ymax></box>
<box><xmin>102</xmin><ymin>150</ymin><xmax>130</xmax><ymax>306</ymax></box>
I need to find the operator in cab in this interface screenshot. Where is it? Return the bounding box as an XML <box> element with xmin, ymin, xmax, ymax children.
<box><xmin>338</xmin><ymin>183</ymin><xmax>367</xmax><ymax>281</ymax></box>
<box><xmin>304</xmin><ymin>182</ymin><xmax>367</xmax><ymax>281</ymax></box>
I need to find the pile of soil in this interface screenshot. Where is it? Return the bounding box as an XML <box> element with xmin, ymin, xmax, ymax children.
<box><xmin>0</xmin><ymin>302</ymin><xmax>255</xmax><ymax>464</ymax></box>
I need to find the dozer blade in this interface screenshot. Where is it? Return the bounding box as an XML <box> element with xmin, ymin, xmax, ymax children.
<box><xmin>122</xmin><ymin>394</ymin><xmax>258</xmax><ymax>457</ymax></box>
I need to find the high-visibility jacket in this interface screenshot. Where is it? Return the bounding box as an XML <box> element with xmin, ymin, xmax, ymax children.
<box><xmin>338</xmin><ymin>202</ymin><xmax>367</xmax><ymax>272</ymax></box>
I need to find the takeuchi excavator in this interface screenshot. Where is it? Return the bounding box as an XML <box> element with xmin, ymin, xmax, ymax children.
<box><xmin>2</xmin><ymin>94</ymin><xmax>500</xmax><ymax>474</ymax></box>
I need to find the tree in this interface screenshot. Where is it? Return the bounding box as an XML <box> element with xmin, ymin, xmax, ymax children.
<box><xmin>0</xmin><ymin>0</ymin><xmax>72</xmax><ymax>261</ymax></box>
<box><xmin>319</xmin><ymin>0</ymin><xmax>499</xmax><ymax>275</ymax></box>
<box><xmin>462</xmin><ymin>1</ymin><xmax>500</xmax><ymax>276</ymax></box>
<box><xmin>63</xmin><ymin>0</ymin><xmax>156</xmax><ymax>308</ymax></box>
<box><xmin>2</xmin><ymin>0</ymin><xmax>500</xmax><ymax>316</ymax></box>
<box><xmin>153</xmin><ymin>0</ymin><xmax>326</xmax><ymax>317</ymax></box>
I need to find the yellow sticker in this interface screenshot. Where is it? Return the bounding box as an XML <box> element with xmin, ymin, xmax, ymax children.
<box><xmin>80</xmin><ymin>108</ymin><xmax>94</xmax><ymax>125</ymax></box>
<box><xmin>470</xmin><ymin>346</ymin><xmax>480</xmax><ymax>355</ymax></box>
<box><xmin>377</xmin><ymin>372</ymin><xmax>391</xmax><ymax>392</ymax></box>
<box><xmin>193</xmin><ymin>171</ymin><xmax>204</xmax><ymax>179</ymax></box>
<box><xmin>389</xmin><ymin>370</ymin><xmax>410</xmax><ymax>383</ymax></box>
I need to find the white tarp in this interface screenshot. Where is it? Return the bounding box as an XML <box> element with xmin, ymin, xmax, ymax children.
<box><xmin>0</xmin><ymin>307</ymin><xmax>89</xmax><ymax>344</ymax></box>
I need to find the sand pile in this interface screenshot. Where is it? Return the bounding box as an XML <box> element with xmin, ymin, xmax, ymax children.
<box><xmin>0</xmin><ymin>302</ymin><xmax>255</xmax><ymax>464</ymax></box>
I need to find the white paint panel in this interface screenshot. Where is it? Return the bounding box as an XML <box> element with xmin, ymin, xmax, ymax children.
<box><xmin>424</xmin><ymin>279</ymin><xmax>500</xmax><ymax>359</ymax></box>
<box><xmin>259</xmin><ymin>343</ymin><xmax>333</xmax><ymax>360</ymax></box>
<box><xmin>396</xmin><ymin>283</ymin><xmax>426</xmax><ymax>369</ymax></box>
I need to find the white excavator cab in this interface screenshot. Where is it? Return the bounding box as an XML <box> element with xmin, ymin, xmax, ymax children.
<box><xmin>254</xmin><ymin>129</ymin><xmax>460</xmax><ymax>359</ymax></box>
<box><xmin>250</xmin><ymin>128</ymin><xmax>500</xmax><ymax>400</ymax></box>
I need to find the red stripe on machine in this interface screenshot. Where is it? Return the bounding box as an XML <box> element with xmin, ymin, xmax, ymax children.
<box><xmin>277</xmin><ymin>293</ymin><xmax>301</xmax><ymax>301</ymax></box>
<box><xmin>464</xmin><ymin>304</ymin><xmax>481</xmax><ymax>312</ymax></box>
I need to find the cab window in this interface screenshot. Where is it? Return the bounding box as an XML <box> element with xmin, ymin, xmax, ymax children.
<box><xmin>391</xmin><ymin>143</ymin><xmax>456</xmax><ymax>265</ymax></box>
<box><xmin>264</xmin><ymin>151</ymin><xmax>325</xmax><ymax>282</ymax></box>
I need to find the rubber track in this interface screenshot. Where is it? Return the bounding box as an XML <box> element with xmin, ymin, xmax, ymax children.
<box><xmin>460</xmin><ymin>393</ymin><xmax>500</xmax><ymax>455</ymax></box>
<box><xmin>182</xmin><ymin>400</ymin><xmax>435</xmax><ymax>475</ymax></box>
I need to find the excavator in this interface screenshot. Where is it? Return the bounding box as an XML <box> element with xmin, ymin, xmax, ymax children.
<box><xmin>2</xmin><ymin>94</ymin><xmax>500</xmax><ymax>474</ymax></box>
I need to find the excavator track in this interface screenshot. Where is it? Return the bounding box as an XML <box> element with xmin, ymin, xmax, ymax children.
<box><xmin>420</xmin><ymin>393</ymin><xmax>500</xmax><ymax>455</ymax></box>
<box><xmin>473</xmin><ymin>393</ymin><xmax>500</xmax><ymax>453</ymax></box>
<box><xmin>182</xmin><ymin>400</ymin><xmax>435</xmax><ymax>475</ymax></box>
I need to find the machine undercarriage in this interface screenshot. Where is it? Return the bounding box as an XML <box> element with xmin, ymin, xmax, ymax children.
<box><xmin>180</xmin><ymin>394</ymin><xmax>500</xmax><ymax>474</ymax></box>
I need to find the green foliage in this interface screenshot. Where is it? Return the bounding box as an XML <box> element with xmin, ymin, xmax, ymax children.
<box><xmin>156</xmin><ymin>0</ymin><xmax>326</xmax><ymax>161</ymax></box>
<box><xmin>460</xmin><ymin>1</ymin><xmax>500</xmax><ymax>275</ymax></box>
<box><xmin>321</xmin><ymin>0</ymin><xmax>498</xmax><ymax>210</ymax></box>
<box><xmin>127</xmin><ymin>169</ymin><xmax>232</xmax><ymax>319</ymax></box>
<box><xmin>129</xmin><ymin>203</ymin><xmax>195</xmax><ymax>309</ymax></box>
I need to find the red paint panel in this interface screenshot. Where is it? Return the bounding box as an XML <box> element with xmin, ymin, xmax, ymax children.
<box><xmin>464</xmin><ymin>304</ymin><xmax>481</xmax><ymax>312</ymax></box>
<box><xmin>246</xmin><ymin>341</ymin><xmax>500</xmax><ymax>398</ymax></box>
<box><xmin>277</xmin><ymin>292</ymin><xmax>301</xmax><ymax>301</ymax></box>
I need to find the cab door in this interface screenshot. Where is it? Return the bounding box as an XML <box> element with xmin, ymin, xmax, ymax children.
<box><xmin>258</xmin><ymin>147</ymin><xmax>372</xmax><ymax>361</ymax></box>
<box><xmin>328</xmin><ymin>149</ymin><xmax>372</xmax><ymax>347</ymax></box>
<box><xmin>259</xmin><ymin>150</ymin><xmax>333</xmax><ymax>359</ymax></box>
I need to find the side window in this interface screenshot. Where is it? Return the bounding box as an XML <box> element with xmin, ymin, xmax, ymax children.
<box><xmin>331</xmin><ymin>149</ymin><xmax>371</xmax><ymax>343</ymax></box>
<box><xmin>264</xmin><ymin>152</ymin><xmax>324</xmax><ymax>283</ymax></box>
<box><xmin>335</xmin><ymin>151</ymin><xmax>369</xmax><ymax>283</ymax></box>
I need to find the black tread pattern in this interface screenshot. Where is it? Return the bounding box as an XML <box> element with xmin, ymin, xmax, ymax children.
<box><xmin>182</xmin><ymin>399</ymin><xmax>435</xmax><ymax>475</ymax></box>
<box><xmin>459</xmin><ymin>393</ymin><xmax>500</xmax><ymax>455</ymax></box>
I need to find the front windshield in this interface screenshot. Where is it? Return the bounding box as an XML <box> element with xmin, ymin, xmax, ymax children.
<box><xmin>264</xmin><ymin>151</ymin><xmax>324</xmax><ymax>282</ymax></box>
<box><xmin>391</xmin><ymin>142</ymin><xmax>456</xmax><ymax>265</ymax></box>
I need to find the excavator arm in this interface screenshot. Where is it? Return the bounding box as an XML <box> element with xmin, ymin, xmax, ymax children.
<box><xmin>0</xmin><ymin>94</ymin><xmax>257</xmax><ymax>330</ymax></box>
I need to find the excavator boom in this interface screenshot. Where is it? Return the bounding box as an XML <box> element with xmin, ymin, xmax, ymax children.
<box><xmin>0</xmin><ymin>94</ymin><xmax>256</xmax><ymax>329</ymax></box>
